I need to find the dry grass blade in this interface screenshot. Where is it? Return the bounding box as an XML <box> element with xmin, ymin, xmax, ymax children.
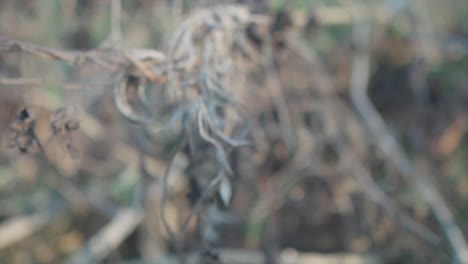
<box><xmin>0</xmin><ymin>213</ymin><xmax>50</xmax><ymax>250</ymax></box>
<box><xmin>67</xmin><ymin>208</ymin><xmax>143</xmax><ymax>264</ymax></box>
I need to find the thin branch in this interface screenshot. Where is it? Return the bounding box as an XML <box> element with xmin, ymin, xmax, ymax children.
<box><xmin>348</xmin><ymin>12</ymin><xmax>468</xmax><ymax>263</ymax></box>
<box><xmin>0</xmin><ymin>37</ymin><xmax>120</xmax><ymax>68</ymax></box>
<box><xmin>286</xmin><ymin>30</ymin><xmax>441</xmax><ymax>246</ymax></box>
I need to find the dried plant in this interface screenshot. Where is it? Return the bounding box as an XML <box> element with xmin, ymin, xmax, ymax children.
<box><xmin>1</xmin><ymin>2</ymin><xmax>468</xmax><ymax>264</ymax></box>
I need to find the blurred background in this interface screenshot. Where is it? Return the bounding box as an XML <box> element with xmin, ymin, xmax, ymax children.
<box><xmin>1</xmin><ymin>0</ymin><xmax>468</xmax><ymax>263</ymax></box>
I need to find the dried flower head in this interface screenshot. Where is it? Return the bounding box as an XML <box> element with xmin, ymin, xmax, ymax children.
<box><xmin>49</xmin><ymin>106</ymin><xmax>80</xmax><ymax>134</ymax></box>
<box><xmin>48</xmin><ymin>106</ymin><xmax>80</xmax><ymax>157</ymax></box>
<box><xmin>7</xmin><ymin>107</ymin><xmax>40</xmax><ymax>153</ymax></box>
